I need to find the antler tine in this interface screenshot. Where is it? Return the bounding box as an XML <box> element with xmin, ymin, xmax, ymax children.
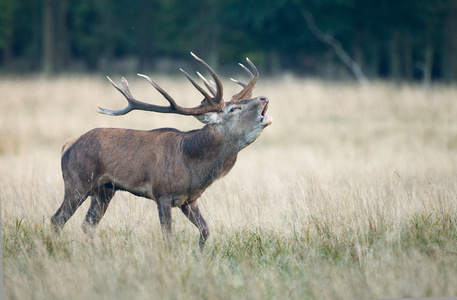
<box><xmin>190</xmin><ymin>52</ymin><xmax>223</xmax><ymax>104</ymax></box>
<box><xmin>197</xmin><ymin>71</ymin><xmax>216</xmax><ymax>97</ymax></box>
<box><xmin>238</xmin><ymin>62</ymin><xmax>255</xmax><ymax>78</ymax></box>
<box><xmin>179</xmin><ymin>68</ymin><xmax>215</xmax><ymax>106</ymax></box>
<box><xmin>97</xmin><ymin>76</ymin><xmax>136</xmax><ymax>115</ymax></box>
<box><xmin>246</xmin><ymin>58</ymin><xmax>259</xmax><ymax>77</ymax></box>
<box><xmin>230</xmin><ymin>78</ymin><xmax>247</xmax><ymax>88</ymax></box>
<box><xmin>230</xmin><ymin>57</ymin><xmax>259</xmax><ymax>101</ymax></box>
<box><xmin>136</xmin><ymin>73</ymin><xmax>179</xmax><ymax>109</ymax></box>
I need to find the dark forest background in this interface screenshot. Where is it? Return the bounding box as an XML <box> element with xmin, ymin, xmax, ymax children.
<box><xmin>1</xmin><ymin>0</ymin><xmax>456</xmax><ymax>82</ymax></box>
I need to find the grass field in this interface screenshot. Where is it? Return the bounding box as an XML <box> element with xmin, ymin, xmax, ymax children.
<box><xmin>1</xmin><ymin>74</ymin><xmax>457</xmax><ymax>299</ymax></box>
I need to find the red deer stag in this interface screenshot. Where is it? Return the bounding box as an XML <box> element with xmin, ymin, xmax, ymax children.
<box><xmin>51</xmin><ymin>53</ymin><xmax>272</xmax><ymax>248</ymax></box>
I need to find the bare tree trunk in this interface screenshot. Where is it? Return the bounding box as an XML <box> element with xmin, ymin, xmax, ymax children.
<box><xmin>419</xmin><ymin>44</ymin><xmax>434</xmax><ymax>88</ymax></box>
<box><xmin>196</xmin><ymin>3</ymin><xmax>220</xmax><ymax>72</ymax></box>
<box><xmin>389</xmin><ymin>30</ymin><xmax>401</xmax><ymax>83</ymax></box>
<box><xmin>303</xmin><ymin>11</ymin><xmax>368</xmax><ymax>83</ymax></box>
<box><xmin>55</xmin><ymin>0</ymin><xmax>69</xmax><ymax>73</ymax></box>
<box><xmin>42</xmin><ymin>0</ymin><xmax>55</xmax><ymax>75</ymax></box>
<box><xmin>368</xmin><ymin>43</ymin><xmax>381</xmax><ymax>78</ymax></box>
<box><xmin>443</xmin><ymin>0</ymin><xmax>457</xmax><ymax>82</ymax></box>
<box><xmin>1</xmin><ymin>37</ymin><xmax>13</xmax><ymax>71</ymax></box>
<box><xmin>403</xmin><ymin>32</ymin><xmax>414</xmax><ymax>81</ymax></box>
<box><xmin>137</xmin><ymin>0</ymin><xmax>157</xmax><ymax>71</ymax></box>
<box><xmin>207</xmin><ymin>35</ymin><xmax>220</xmax><ymax>73</ymax></box>
<box><xmin>0</xmin><ymin>0</ymin><xmax>15</xmax><ymax>71</ymax></box>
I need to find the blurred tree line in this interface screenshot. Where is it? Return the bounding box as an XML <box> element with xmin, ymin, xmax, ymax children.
<box><xmin>0</xmin><ymin>0</ymin><xmax>456</xmax><ymax>82</ymax></box>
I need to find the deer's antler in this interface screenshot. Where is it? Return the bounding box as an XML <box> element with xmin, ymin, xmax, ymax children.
<box><xmin>230</xmin><ymin>58</ymin><xmax>259</xmax><ymax>101</ymax></box>
<box><xmin>98</xmin><ymin>53</ymin><xmax>224</xmax><ymax>116</ymax></box>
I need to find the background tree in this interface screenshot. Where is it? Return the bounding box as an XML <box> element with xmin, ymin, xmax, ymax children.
<box><xmin>0</xmin><ymin>0</ymin><xmax>454</xmax><ymax>82</ymax></box>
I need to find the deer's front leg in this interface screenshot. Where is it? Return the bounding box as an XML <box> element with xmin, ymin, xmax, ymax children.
<box><xmin>158</xmin><ymin>201</ymin><xmax>172</xmax><ymax>248</ymax></box>
<box><xmin>180</xmin><ymin>201</ymin><xmax>209</xmax><ymax>250</ymax></box>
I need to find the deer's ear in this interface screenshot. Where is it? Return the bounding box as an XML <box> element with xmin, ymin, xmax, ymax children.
<box><xmin>194</xmin><ymin>112</ymin><xmax>221</xmax><ymax>124</ymax></box>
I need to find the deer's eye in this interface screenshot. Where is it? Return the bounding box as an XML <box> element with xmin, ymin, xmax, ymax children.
<box><xmin>230</xmin><ymin>107</ymin><xmax>241</xmax><ymax>113</ymax></box>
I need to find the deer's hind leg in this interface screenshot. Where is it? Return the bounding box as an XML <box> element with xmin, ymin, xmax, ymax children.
<box><xmin>51</xmin><ymin>185</ymin><xmax>91</xmax><ymax>232</ymax></box>
<box><xmin>81</xmin><ymin>184</ymin><xmax>116</xmax><ymax>236</ymax></box>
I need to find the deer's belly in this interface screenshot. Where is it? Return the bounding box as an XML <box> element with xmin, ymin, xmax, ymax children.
<box><xmin>98</xmin><ymin>175</ymin><xmax>154</xmax><ymax>199</ymax></box>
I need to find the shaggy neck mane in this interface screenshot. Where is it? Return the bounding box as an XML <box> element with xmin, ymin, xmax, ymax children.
<box><xmin>181</xmin><ymin>124</ymin><xmax>238</xmax><ymax>178</ymax></box>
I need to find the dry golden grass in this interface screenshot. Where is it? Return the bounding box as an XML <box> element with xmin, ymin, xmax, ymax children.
<box><xmin>1</xmin><ymin>74</ymin><xmax>457</xmax><ymax>299</ymax></box>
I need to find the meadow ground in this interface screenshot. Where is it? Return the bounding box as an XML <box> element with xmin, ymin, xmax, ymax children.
<box><xmin>1</xmin><ymin>74</ymin><xmax>457</xmax><ymax>299</ymax></box>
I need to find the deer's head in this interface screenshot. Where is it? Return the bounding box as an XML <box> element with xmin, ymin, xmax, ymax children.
<box><xmin>195</xmin><ymin>97</ymin><xmax>271</xmax><ymax>150</ymax></box>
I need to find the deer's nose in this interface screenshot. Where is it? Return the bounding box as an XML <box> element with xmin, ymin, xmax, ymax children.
<box><xmin>259</xmin><ymin>97</ymin><xmax>269</xmax><ymax>104</ymax></box>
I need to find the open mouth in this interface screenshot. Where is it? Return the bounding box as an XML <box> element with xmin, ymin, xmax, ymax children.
<box><xmin>261</xmin><ymin>103</ymin><xmax>269</xmax><ymax>117</ymax></box>
<box><xmin>259</xmin><ymin>103</ymin><xmax>273</xmax><ymax>125</ymax></box>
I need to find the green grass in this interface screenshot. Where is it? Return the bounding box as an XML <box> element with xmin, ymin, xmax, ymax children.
<box><xmin>3</xmin><ymin>211</ymin><xmax>457</xmax><ymax>299</ymax></box>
